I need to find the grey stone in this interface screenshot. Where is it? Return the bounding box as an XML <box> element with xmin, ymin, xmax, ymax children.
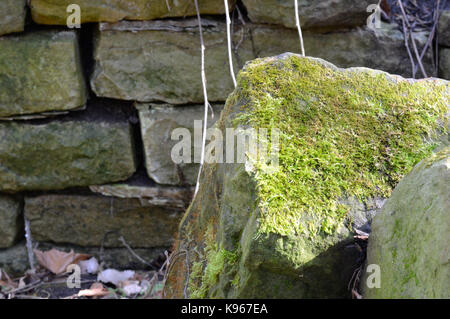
<box><xmin>137</xmin><ymin>103</ymin><xmax>223</xmax><ymax>185</ymax></box>
<box><xmin>241</xmin><ymin>0</ymin><xmax>374</xmax><ymax>30</ymax></box>
<box><xmin>440</xmin><ymin>48</ymin><xmax>450</xmax><ymax>80</ymax></box>
<box><xmin>0</xmin><ymin>195</ymin><xmax>23</xmax><ymax>248</ymax></box>
<box><xmin>438</xmin><ymin>10</ymin><xmax>450</xmax><ymax>47</ymax></box>
<box><xmin>364</xmin><ymin>147</ymin><xmax>450</xmax><ymax>298</ymax></box>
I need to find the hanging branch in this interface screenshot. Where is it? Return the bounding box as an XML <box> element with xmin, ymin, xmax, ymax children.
<box><xmin>224</xmin><ymin>0</ymin><xmax>237</xmax><ymax>87</ymax></box>
<box><xmin>193</xmin><ymin>0</ymin><xmax>209</xmax><ymax>198</ymax></box>
<box><xmin>397</xmin><ymin>0</ymin><xmax>427</xmax><ymax>78</ymax></box>
<box><xmin>294</xmin><ymin>0</ymin><xmax>305</xmax><ymax>56</ymax></box>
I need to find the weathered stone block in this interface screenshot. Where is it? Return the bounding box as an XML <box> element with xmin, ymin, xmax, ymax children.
<box><xmin>90</xmin><ymin>181</ymin><xmax>193</xmax><ymax>209</ymax></box>
<box><xmin>165</xmin><ymin>54</ymin><xmax>448</xmax><ymax>298</ymax></box>
<box><xmin>0</xmin><ymin>195</ymin><xmax>23</xmax><ymax>248</ymax></box>
<box><xmin>136</xmin><ymin>103</ymin><xmax>223</xmax><ymax>185</ymax></box>
<box><xmin>438</xmin><ymin>10</ymin><xmax>450</xmax><ymax>47</ymax></box>
<box><xmin>0</xmin><ymin>31</ymin><xmax>87</xmax><ymax>117</ymax></box>
<box><xmin>30</xmin><ymin>0</ymin><xmax>234</xmax><ymax>24</ymax></box>
<box><xmin>91</xmin><ymin>19</ymin><xmax>255</xmax><ymax>104</ymax></box>
<box><xmin>440</xmin><ymin>48</ymin><xmax>450</xmax><ymax>80</ymax></box>
<box><xmin>0</xmin><ymin>0</ymin><xmax>26</xmax><ymax>36</ymax></box>
<box><xmin>364</xmin><ymin>147</ymin><xmax>450</xmax><ymax>298</ymax></box>
<box><xmin>0</xmin><ymin>117</ymin><xmax>136</xmax><ymax>192</ymax></box>
<box><xmin>241</xmin><ymin>0</ymin><xmax>373</xmax><ymax>30</ymax></box>
<box><xmin>25</xmin><ymin>194</ymin><xmax>183</xmax><ymax>248</ymax></box>
<box><xmin>91</xmin><ymin>20</ymin><xmax>432</xmax><ymax>105</ymax></box>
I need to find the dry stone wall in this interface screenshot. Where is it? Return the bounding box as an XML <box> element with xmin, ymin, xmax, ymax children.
<box><xmin>0</xmin><ymin>0</ymin><xmax>449</xmax><ymax>276</ymax></box>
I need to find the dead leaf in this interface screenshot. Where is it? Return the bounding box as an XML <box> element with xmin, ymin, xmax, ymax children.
<box><xmin>34</xmin><ymin>249</ymin><xmax>91</xmax><ymax>275</ymax></box>
<box><xmin>78</xmin><ymin>282</ymin><xmax>110</xmax><ymax>297</ymax></box>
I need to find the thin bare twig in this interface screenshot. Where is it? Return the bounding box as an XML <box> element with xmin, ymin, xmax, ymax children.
<box><xmin>118</xmin><ymin>236</ymin><xmax>155</xmax><ymax>269</ymax></box>
<box><xmin>397</xmin><ymin>0</ymin><xmax>427</xmax><ymax>78</ymax></box>
<box><xmin>294</xmin><ymin>0</ymin><xmax>305</xmax><ymax>56</ymax></box>
<box><xmin>224</xmin><ymin>0</ymin><xmax>237</xmax><ymax>87</ymax></box>
<box><xmin>193</xmin><ymin>0</ymin><xmax>210</xmax><ymax>198</ymax></box>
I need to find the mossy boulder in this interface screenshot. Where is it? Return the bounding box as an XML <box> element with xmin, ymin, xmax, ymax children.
<box><xmin>0</xmin><ymin>119</ymin><xmax>136</xmax><ymax>192</ymax></box>
<box><xmin>25</xmin><ymin>194</ymin><xmax>183</xmax><ymax>248</ymax></box>
<box><xmin>363</xmin><ymin>147</ymin><xmax>450</xmax><ymax>299</ymax></box>
<box><xmin>0</xmin><ymin>0</ymin><xmax>26</xmax><ymax>36</ymax></box>
<box><xmin>241</xmin><ymin>0</ymin><xmax>373</xmax><ymax>30</ymax></box>
<box><xmin>30</xmin><ymin>0</ymin><xmax>234</xmax><ymax>25</ymax></box>
<box><xmin>0</xmin><ymin>195</ymin><xmax>23</xmax><ymax>248</ymax></box>
<box><xmin>165</xmin><ymin>54</ymin><xmax>448</xmax><ymax>298</ymax></box>
<box><xmin>0</xmin><ymin>31</ymin><xmax>87</xmax><ymax>117</ymax></box>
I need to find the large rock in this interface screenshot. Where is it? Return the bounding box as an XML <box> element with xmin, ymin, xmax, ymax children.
<box><xmin>30</xmin><ymin>0</ymin><xmax>234</xmax><ymax>24</ymax></box>
<box><xmin>440</xmin><ymin>48</ymin><xmax>450</xmax><ymax>80</ymax></box>
<box><xmin>136</xmin><ymin>103</ymin><xmax>223</xmax><ymax>185</ymax></box>
<box><xmin>25</xmin><ymin>194</ymin><xmax>183</xmax><ymax>248</ymax></box>
<box><xmin>0</xmin><ymin>195</ymin><xmax>23</xmax><ymax>248</ymax></box>
<box><xmin>438</xmin><ymin>10</ymin><xmax>450</xmax><ymax>47</ymax></box>
<box><xmin>165</xmin><ymin>54</ymin><xmax>448</xmax><ymax>298</ymax></box>
<box><xmin>0</xmin><ymin>0</ymin><xmax>26</xmax><ymax>36</ymax></box>
<box><xmin>241</xmin><ymin>0</ymin><xmax>373</xmax><ymax>30</ymax></box>
<box><xmin>0</xmin><ymin>114</ymin><xmax>136</xmax><ymax>192</ymax></box>
<box><xmin>0</xmin><ymin>31</ymin><xmax>87</xmax><ymax>117</ymax></box>
<box><xmin>91</xmin><ymin>20</ymin><xmax>432</xmax><ymax>105</ymax></box>
<box><xmin>364</xmin><ymin>147</ymin><xmax>450</xmax><ymax>298</ymax></box>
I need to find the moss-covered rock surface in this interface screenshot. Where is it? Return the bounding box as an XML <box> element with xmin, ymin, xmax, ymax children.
<box><xmin>0</xmin><ymin>120</ymin><xmax>136</xmax><ymax>192</ymax></box>
<box><xmin>364</xmin><ymin>147</ymin><xmax>449</xmax><ymax>298</ymax></box>
<box><xmin>0</xmin><ymin>31</ymin><xmax>87</xmax><ymax>117</ymax></box>
<box><xmin>0</xmin><ymin>0</ymin><xmax>26</xmax><ymax>36</ymax></box>
<box><xmin>165</xmin><ymin>54</ymin><xmax>448</xmax><ymax>298</ymax></box>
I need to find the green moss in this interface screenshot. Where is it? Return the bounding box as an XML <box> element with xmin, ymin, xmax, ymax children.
<box><xmin>229</xmin><ymin>55</ymin><xmax>448</xmax><ymax>238</ymax></box>
<box><xmin>188</xmin><ymin>223</ymin><xmax>239</xmax><ymax>299</ymax></box>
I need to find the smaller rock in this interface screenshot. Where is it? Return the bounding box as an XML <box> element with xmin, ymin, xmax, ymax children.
<box><xmin>0</xmin><ymin>195</ymin><xmax>23</xmax><ymax>248</ymax></box>
<box><xmin>0</xmin><ymin>0</ymin><xmax>26</xmax><ymax>36</ymax></box>
<box><xmin>137</xmin><ymin>103</ymin><xmax>223</xmax><ymax>185</ymax></box>
<box><xmin>438</xmin><ymin>10</ymin><xmax>450</xmax><ymax>47</ymax></box>
<box><xmin>0</xmin><ymin>244</ymin><xmax>29</xmax><ymax>276</ymax></box>
<box><xmin>241</xmin><ymin>0</ymin><xmax>373</xmax><ymax>30</ymax></box>
<box><xmin>439</xmin><ymin>48</ymin><xmax>450</xmax><ymax>80</ymax></box>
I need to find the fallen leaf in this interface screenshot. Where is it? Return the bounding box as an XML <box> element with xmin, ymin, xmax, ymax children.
<box><xmin>34</xmin><ymin>249</ymin><xmax>91</xmax><ymax>275</ymax></box>
<box><xmin>78</xmin><ymin>282</ymin><xmax>110</xmax><ymax>297</ymax></box>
